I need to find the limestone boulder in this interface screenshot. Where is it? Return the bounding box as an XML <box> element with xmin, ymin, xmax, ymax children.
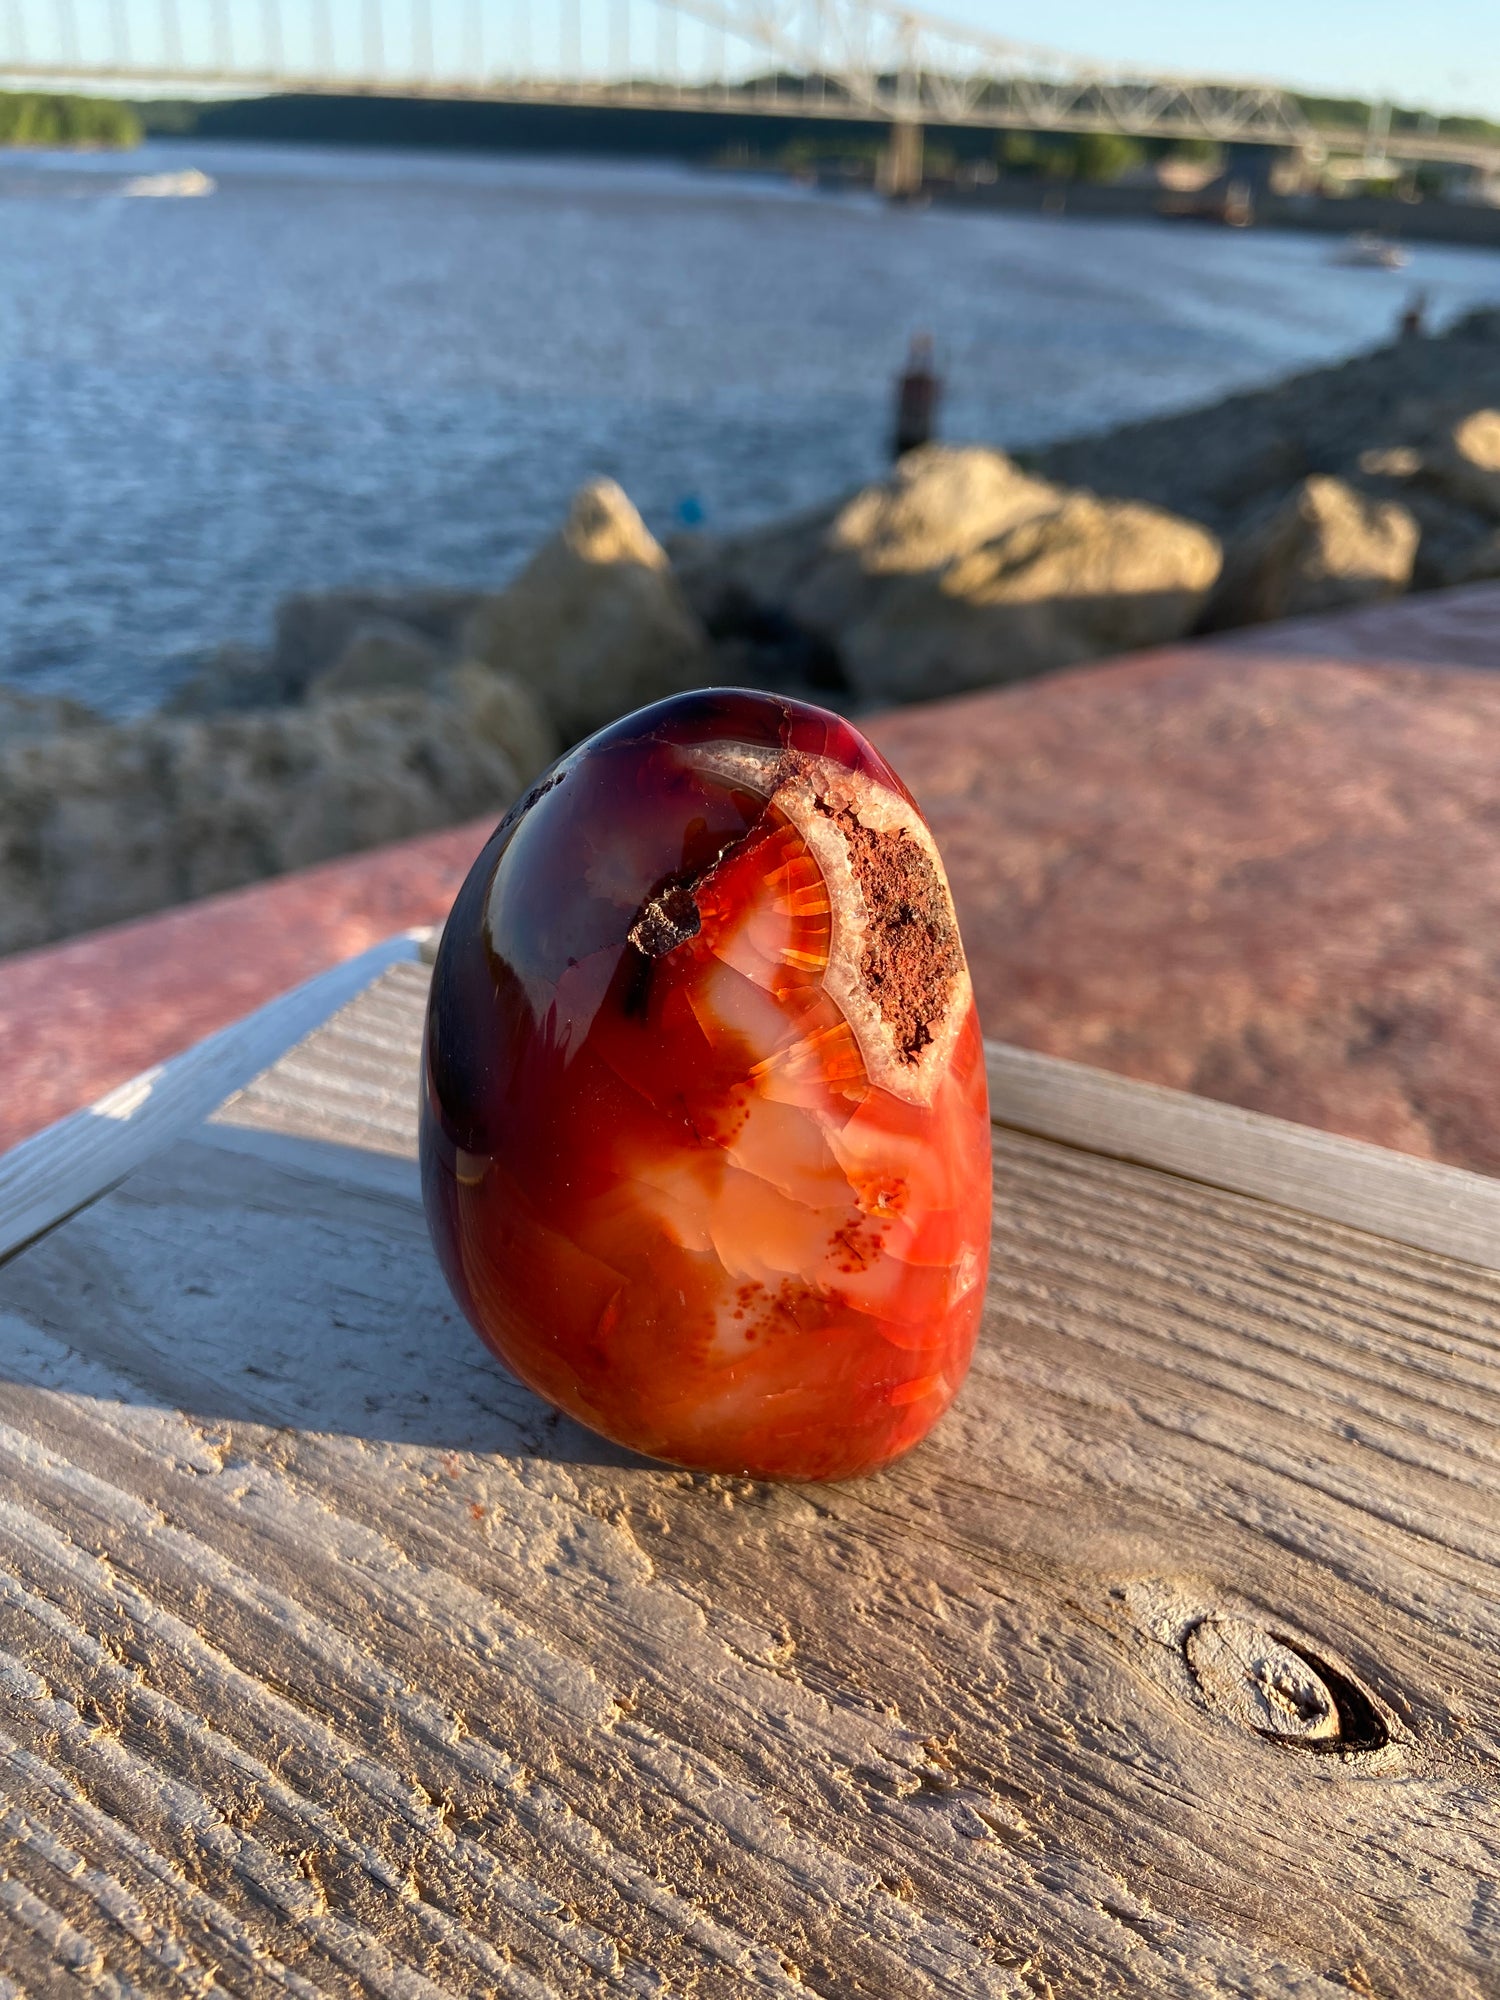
<box><xmin>0</xmin><ymin>685</ymin><xmax>103</xmax><ymax>741</ymax></box>
<box><xmin>669</xmin><ymin>450</ymin><xmax>1216</xmax><ymax>704</ymax></box>
<box><xmin>306</xmin><ymin>619</ymin><xmax>447</xmax><ymax>702</ymax></box>
<box><xmin>1357</xmin><ymin>445</ymin><xmax>1423</xmax><ymax>481</ymax></box>
<box><xmin>466</xmin><ymin>479</ymin><xmax>710</xmax><ymax>743</ymax></box>
<box><xmin>272</xmin><ymin>587</ymin><xmax>486</xmax><ymax>700</ymax></box>
<box><xmin>835</xmin><ymin>492</ymin><xmax>1221</xmax><ymax>704</ymax></box>
<box><xmin>0</xmin><ymin>673</ymin><xmax>538</xmax><ymax>956</ymax></box>
<box><xmin>824</xmin><ymin>445</ymin><xmax>1061</xmax><ymax>574</ymax></box>
<box><xmin>1451</xmin><ymin>529</ymin><xmax>1500</xmax><ymax>585</ymax></box>
<box><xmin>162</xmin><ymin>643</ymin><xmax>287</xmax><ymax>718</ymax></box>
<box><xmin>439</xmin><ymin>661</ymin><xmax>558</xmax><ymax>785</ymax></box>
<box><xmin>167</xmin><ymin>590</ymin><xmax>490</xmax><ymax>719</ymax></box>
<box><xmin>787</xmin><ymin>446</ymin><xmax>1064</xmax><ymax>639</ymax></box>
<box><xmin>670</xmin><ymin>448</ymin><xmax>1216</xmax><ymax>704</ymax></box>
<box><xmin>669</xmin><ymin>496</ymin><xmax>845</xmax><ymax>633</ymax></box>
<box><xmin>1420</xmin><ymin>409</ymin><xmax>1500</xmax><ymax>519</ymax></box>
<box><xmin>1403</xmin><ymin>489</ymin><xmax>1500</xmax><ymax>591</ymax></box>
<box><xmin>1205</xmin><ymin>476</ymin><xmax>1418</xmax><ymax>629</ymax></box>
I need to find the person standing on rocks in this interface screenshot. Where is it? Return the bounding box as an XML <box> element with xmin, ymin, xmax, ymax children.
<box><xmin>893</xmin><ymin>333</ymin><xmax>941</xmax><ymax>459</ymax></box>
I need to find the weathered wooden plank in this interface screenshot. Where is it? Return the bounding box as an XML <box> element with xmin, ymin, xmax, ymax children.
<box><xmin>211</xmin><ymin>960</ymin><xmax>433</xmax><ymax>1162</ymax></box>
<box><xmin>218</xmin><ymin>957</ymin><xmax>1500</xmax><ymax>1268</ymax></box>
<box><xmin>218</xmin><ymin>963</ymin><xmax>1500</xmax><ymax>1273</ymax></box>
<box><xmin>1</xmin><ymin>971</ymin><xmax>1498</xmax><ymax>1995</ymax></box>
<box><xmin>984</xmin><ymin>1042</ymin><xmax>1500</xmax><ymax>1271</ymax></box>
<box><xmin>0</xmin><ymin>932</ymin><xmax>432</xmax><ymax>1263</ymax></box>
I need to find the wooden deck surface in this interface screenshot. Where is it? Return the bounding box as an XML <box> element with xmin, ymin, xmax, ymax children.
<box><xmin>1</xmin><ymin>956</ymin><xmax>1498</xmax><ymax>1997</ymax></box>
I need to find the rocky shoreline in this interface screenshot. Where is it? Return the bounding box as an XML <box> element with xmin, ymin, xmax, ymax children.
<box><xmin>4</xmin><ymin>306</ymin><xmax>1500</xmax><ymax>957</ymax></box>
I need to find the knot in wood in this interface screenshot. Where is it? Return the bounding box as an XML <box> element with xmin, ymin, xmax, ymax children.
<box><xmin>1184</xmin><ymin>1617</ymin><xmax>1387</xmax><ymax>1753</ymax></box>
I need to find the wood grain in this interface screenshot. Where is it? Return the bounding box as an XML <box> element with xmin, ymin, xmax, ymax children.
<box><xmin>0</xmin><ymin>966</ymin><xmax>1497</xmax><ymax>1996</ymax></box>
<box><xmin>984</xmin><ymin>1042</ymin><xmax>1500</xmax><ymax>1270</ymax></box>
<box><xmin>0</xmin><ymin>932</ymin><xmax>431</xmax><ymax>1264</ymax></box>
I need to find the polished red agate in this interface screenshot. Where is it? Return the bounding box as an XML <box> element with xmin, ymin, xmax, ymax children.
<box><xmin>420</xmin><ymin>689</ymin><xmax>991</xmax><ymax>1481</ymax></box>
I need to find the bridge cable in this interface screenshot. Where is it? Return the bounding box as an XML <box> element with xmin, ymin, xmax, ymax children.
<box><xmin>515</xmin><ymin>0</ymin><xmax>532</xmax><ymax>86</ymax></box>
<box><xmin>562</xmin><ymin>0</ymin><xmax>579</xmax><ymax>82</ymax></box>
<box><xmin>464</xmin><ymin>0</ymin><xmax>484</xmax><ymax>79</ymax></box>
<box><xmin>107</xmin><ymin>0</ymin><xmax>130</xmax><ymax>69</ymax></box>
<box><xmin>159</xmin><ymin>0</ymin><xmax>182</xmax><ymax>69</ymax></box>
<box><xmin>363</xmin><ymin>0</ymin><xmax>384</xmax><ymax>79</ymax></box>
<box><xmin>261</xmin><ymin>0</ymin><xmax>283</xmax><ymax>76</ymax></box>
<box><xmin>313</xmin><ymin>0</ymin><xmax>335</xmax><ymax>76</ymax></box>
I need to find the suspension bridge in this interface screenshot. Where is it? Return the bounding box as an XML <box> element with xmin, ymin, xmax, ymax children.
<box><xmin>3</xmin><ymin>0</ymin><xmax>1498</xmax><ymax>190</ymax></box>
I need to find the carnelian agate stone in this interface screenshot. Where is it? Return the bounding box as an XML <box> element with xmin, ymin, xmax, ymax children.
<box><xmin>420</xmin><ymin>690</ymin><xmax>991</xmax><ymax>1481</ymax></box>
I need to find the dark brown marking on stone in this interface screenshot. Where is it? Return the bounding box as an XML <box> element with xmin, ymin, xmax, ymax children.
<box><xmin>822</xmin><ymin>805</ymin><xmax>962</xmax><ymax>1065</ymax></box>
<box><xmin>628</xmin><ymin>881</ymin><xmax>703</xmax><ymax>961</ymax></box>
<box><xmin>502</xmin><ymin>769</ymin><xmax>563</xmax><ymax>835</ymax></box>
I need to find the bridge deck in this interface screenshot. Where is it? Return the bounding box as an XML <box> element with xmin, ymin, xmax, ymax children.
<box><xmin>6</xmin><ymin>60</ymin><xmax>1498</xmax><ymax>167</ymax></box>
<box><xmin>1</xmin><ymin>949</ymin><xmax>1497</xmax><ymax>1995</ymax></box>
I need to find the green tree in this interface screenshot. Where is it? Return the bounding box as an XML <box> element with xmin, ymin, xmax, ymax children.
<box><xmin>1164</xmin><ymin>137</ymin><xmax>1223</xmax><ymax>168</ymax></box>
<box><xmin>997</xmin><ymin>130</ymin><xmax>1146</xmax><ymax>183</ymax></box>
<box><xmin>0</xmin><ymin>91</ymin><xmax>141</xmax><ymax>149</ymax></box>
<box><xmin>997</xmin><ymin>131</ymin><xmax>1039</xmax><ymax>174</ymax></box>
<box><xmin>1071</xmin><ymin>131</ymin><xmax>1145</xmax><ymax>183</ymax></box>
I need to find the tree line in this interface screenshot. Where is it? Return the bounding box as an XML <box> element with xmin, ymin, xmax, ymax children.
<box><xmin>0</xmin><ymin>91</ymin><xmax>142</xmax><ymax>149</ymax></box>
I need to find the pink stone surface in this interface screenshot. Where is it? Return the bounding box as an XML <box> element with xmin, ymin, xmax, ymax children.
<box><xmin>868</xmin><ymin>645</ymin><xmax>1500</xmax><ymax>1176</ymax></box>
<box><xmin>0</xmin><ymin>817</ymin><xmax>494</xmax><ymax>1157</ymax></box>
<box><xmin>1208</xmin><ymin>581</ymin><xmax>1500</xmax><ymax>671</ymax></box>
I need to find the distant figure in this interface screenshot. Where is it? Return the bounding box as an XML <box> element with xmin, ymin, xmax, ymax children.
<box><xmin>1399</xmin><ymin>290</ymin><xmax>1428</xmax><ymax>340</ymax></box>
<box><xmin>893</xmin><ymin>334</ymin><xmax>941</xmax><ymax>460</ymax></box>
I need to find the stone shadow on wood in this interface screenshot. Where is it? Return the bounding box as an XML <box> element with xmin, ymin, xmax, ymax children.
<box><xmin>0</xmin><ymin>1123</ymin><xmax>651</xmax><ymax>1469</ymax></box>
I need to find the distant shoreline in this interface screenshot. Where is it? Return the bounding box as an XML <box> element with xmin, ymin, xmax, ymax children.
<box><xmin>105</xmin><ymin>85</ymin><xmax>1500</xmax><ymax>252</ymax></box>
<box><xmin>0</xmin><ymin>87</ymin><xmax>140</xmax><ymax>150</ymax></box>
<box><xmin>927</xmin><ymin>175</ymin><xmax>1500</xmax><ymax>253</ymax></box>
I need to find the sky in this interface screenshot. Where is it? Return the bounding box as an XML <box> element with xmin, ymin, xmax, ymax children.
<box><xmin>6</xmin><ymin>0</ymin><xmax>1500</xmax><ymax>122</ymax></box>
<box><xmin>941</xmin><ymin>0</ymin><xmax>1500</xmax><ymax>118</ymax></box>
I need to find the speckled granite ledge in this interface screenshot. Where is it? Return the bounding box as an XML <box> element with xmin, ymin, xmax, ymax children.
<box><xmin>4</xmin><ymin>584</ymin><xmax>1497</xmax><ymax>1172</ymax></box>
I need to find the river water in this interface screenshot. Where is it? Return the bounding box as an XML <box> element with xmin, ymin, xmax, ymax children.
<box><xmin>4</xmin><ymin>138</ymin><xmax>1500</xmax><ymax>716</ymax></box>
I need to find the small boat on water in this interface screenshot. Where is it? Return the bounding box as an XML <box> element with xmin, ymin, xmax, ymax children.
<box><xmin>121</xmin><ymin>168</ymin><xmax>216</xmax><ymax>199</ymax></box>
<box><xmin>1331</xmin><ymin>231</ymin><xmax>1409</xmax><ymax>269</ymax></box>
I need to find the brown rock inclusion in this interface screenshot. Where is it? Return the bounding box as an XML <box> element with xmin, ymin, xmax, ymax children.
<box><xmin>827</xmin><ymin>808</ymin><xmax>963</xmax><ymax>1065</ymax></box>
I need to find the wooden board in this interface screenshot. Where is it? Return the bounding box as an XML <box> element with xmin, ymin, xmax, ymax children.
<box><xmin>0</xmin><ymin>931</ymin><xmax>429</xmax><ymax>1264</ymax></box>
<box><xmin>982</xmin><ymin>1042</ymin><xmax>1500</xmax><ymax>1271</ymax></box>
<box><xmin>1</xmin><ymin>961</ymin><xmax>1498</xmax><ymax>1997</ymax></box>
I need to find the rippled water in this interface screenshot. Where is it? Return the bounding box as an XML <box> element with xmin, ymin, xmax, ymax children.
<box><xmin>4</xmin><ymin>138</ymin><xmax>1500</xmax><ymax>716</ymax></box>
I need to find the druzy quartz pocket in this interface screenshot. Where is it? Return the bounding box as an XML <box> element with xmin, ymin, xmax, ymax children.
<box><xmin>420</xmin><ymin>689</ymin><xmax>991</xmax><ymax>1481</ymax></box>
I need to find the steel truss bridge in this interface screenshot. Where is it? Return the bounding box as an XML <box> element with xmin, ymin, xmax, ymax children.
<box><xmin>4</xmin><ymin>0</ymin><xmax>1498</xmax><ymax>180</ymax></box>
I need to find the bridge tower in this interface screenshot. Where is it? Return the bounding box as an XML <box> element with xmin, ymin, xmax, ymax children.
<box><xmin>876</xmin><ymin>119</ymin><xmax>924</xmax><ymax>197</ymax></box>
<box><xmin>876</xmin><ymin>16</ymin><xmax>924</xmax><ymax>199</ymax></box>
